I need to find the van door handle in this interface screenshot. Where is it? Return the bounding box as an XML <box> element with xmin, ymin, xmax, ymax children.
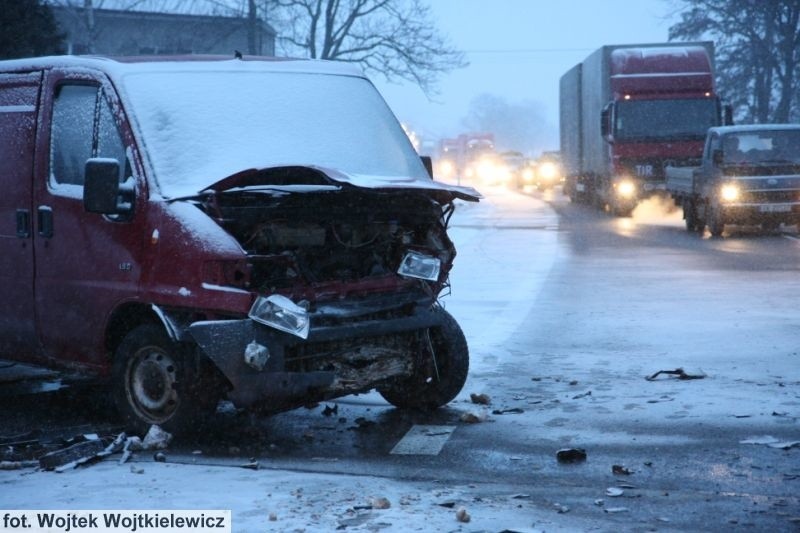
<box><xmin>37</xmin><ymin>206</ymin><xmax>53</xmax><ymax>238</ymax></box>
<box><xmin>16</xmin><ymin>209</ymin><xmax>30</xmax><ymax>238</ymax></box>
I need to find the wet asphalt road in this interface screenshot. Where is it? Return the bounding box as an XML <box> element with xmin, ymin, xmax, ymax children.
<box><xmin>2</xmin><ymin>187</ymin><xmax>799</xmax><ymax>531</ymax></box>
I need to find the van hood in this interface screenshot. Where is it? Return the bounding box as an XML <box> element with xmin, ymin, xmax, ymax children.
<box><xmin>200</xmin><ymin>165</ymin><xmax>482</xmax><ymax>203</ymax></box>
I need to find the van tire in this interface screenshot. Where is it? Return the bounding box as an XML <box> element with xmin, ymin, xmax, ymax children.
<box><xmin>379</xmin><ymin>308</ymin><xmax>469</xmax><ymax>410</ymax></box>
<box><xmin>112</xmin><ymin>325</ymin><xmax>218</xmax><ymax>436</ymax></box>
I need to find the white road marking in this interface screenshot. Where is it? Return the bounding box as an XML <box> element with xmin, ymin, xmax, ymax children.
<box><xmin>390</xmin><ymin>425</ymin><xmax>456</xmax><ymax>455</ymax></box>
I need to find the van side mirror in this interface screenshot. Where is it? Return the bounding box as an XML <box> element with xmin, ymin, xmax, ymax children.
<box><xmin>84</xmin><ymin>158</ymin><xmax>134</xmax><ymax>216</ymax></box>
<box><xmin>601</xmin><ymin>103</ymin><xmax>614</xmax><ymax>143</ymax></box>
<box><xmin>420</xmin><ymin>155</ymin><xmax>434</xmax><ymax>179</ymax></box>
<box><xmin>712</xmin><ymin>149</ymin><xmax>724</xmax><ymax>166</ymax></box>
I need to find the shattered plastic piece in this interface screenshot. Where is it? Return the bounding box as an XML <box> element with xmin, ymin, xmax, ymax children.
<box><xmin>572</xmin><ymin>391</ymin><xmax>592</xmax><ymax>399</ymax></box>
<box><xmin>604</xmin><ymin>507</ymin><xmax>629</xmax><ymax>514</ymax></box>
<box><xmin>455</xmin><ymin>507</ymin><xmax>471</xmax><ymax>523</ymax></box>
<box><xmin>646</xmin><ymin>367</ymin><xmax>706</xmax><ymax>381</ymax></box>
<box><xmin>470</xmin><ymin>393</ymin><xmax>491</xmax><ymax>405</ymax></box>
<box><xmin>240</xmin><ymin>460</ymin><xmax>259</xmax><ymax>470</ymax></box>
<box><xmin>612</xmin><ymin>464</ymin><xmax>633</xmax><ymax>475</ymax></box>
<box><xmin>0</xmin><ymin>460</ymin><xmax>37</xmax><ymax>470</ymax></box>
<box><xmin>492</xmin><ymin>408</ymin><xmax>524</xmax><ymax>415</ymax></box>
<box><xmin>125</xmin><ymin>436</ymin><xmax>144</xmax><ymax>451</ymax></box>
<box><xmin>768</xmin><ymin>441</ymin><xmax>800</xmax><ymax>450</ymax></box>
<box><xmin>130</xmin><ymin>465</ymin><xmax>144</xmax><ymax>474</ymax></box>
<box><xmin>594</xmin><ymin>499</ymin><xmax>605</xmax><ymax>506</ymax></box>
<box><xmin>553</xmin><ymin>503</ymin><xmax>570</xmax><ymax>514</ymax></box>
<box><xmin>460</xmin><ymin>411</ymin><xmax>486</xmax><ymax>423</ymax></box>
<box><xmin>38</xmin><ymin>439</ymin><xmax>106</xmax><ymax>471</ymax></box>
<box><xmin>142</xmin><ymin>425</ymin><xmax>172</xmax><ymax>450</ymax></box>
<box><xmin>153</xmin><ymin>452</ymin><xmax>166</xmax><ymax>462</ymax></box>
<box><xmin>370</xmin><ymin>497</ymin><xmax>391</xmax><ymax>510</ymax></box>
<box><xmin>322</xmin><ymin>404</ymin><xmax>339</xmax><ymax>416</ymax></box>
<box><xmin>605</xmin><ymin>487</ymin><xmax>624</xmax><ymax>497</ymax></box>
<box><xmin>556</xmin><ymin>448</ymin><xmax>587</xmax><ymax>463</ymax></box>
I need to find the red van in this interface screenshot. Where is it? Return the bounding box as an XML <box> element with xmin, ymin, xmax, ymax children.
<box><xmin>0</xmin><ymin>55</ymin><xmax>480</xmax><ymax>434</ymax></box>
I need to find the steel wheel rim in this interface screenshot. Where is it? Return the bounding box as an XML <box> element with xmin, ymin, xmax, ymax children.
<box><xmin>127</xmin><ymin>346</ymin><xmax>179</xmax><ymax>424</ymax></box>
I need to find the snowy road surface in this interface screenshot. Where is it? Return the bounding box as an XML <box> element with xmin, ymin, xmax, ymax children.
<box><xmin>2</xmin><ymin>186</ymin><xmax>799</xmax><ymax>532</ymax></box>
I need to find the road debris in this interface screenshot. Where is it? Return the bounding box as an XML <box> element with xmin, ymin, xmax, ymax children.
<box><xmin>491</xmin><ymin>407</ymin><xmax>524</xmax><ymax>415</ymax></box>
<box><xmin>38</xmin><ymin>436</ymin><xmax>106</xmax><ymax>471</ymax></box>
<box><xmin>460</xmin><ymin>411</ymin><xmax>487</xmax><ymax>423</ymax></box>
<box><xmin>552</xmin><ymin>503</ymin><xmax>570</xmax><ymax>514</ymax></box>
<box><xmin>572</xmin><ymin>391</ymin><xmax>592</xmax><ymax>400</ymax></box>
<box><xmin>470</xmin><ymin>393</ymin><xmax>491</xmax><ymax>405</ymax></box>
<box><xmin>594</xmin><ymin>499</ymin><xmax>605</xmax><ymax>506</ymax></box>
<box><xmin>605</xmin><ymin>487</ymin><xmax>624</xmax><ymax>497</ymax></box>
<box><xmin>0</xmin><ymin>460</ymin><xmax>38</xmax><ymax>470</ymax></box>
<box><xmin>370</xmin><ymin>497</ymin><xmax>391</xmax><ymax>510</ymax></box>
<box><xmin>604</xmin><ymin>507</ymin><xmax>629</xmax><ymax>514</ymax></box>
<box><xmin>142</xmin><ymin>425</ymin><xmax>172</xmax><ymax>450</ymax></box>
<box><xmin>646</xmin><ymin>367</ymin><xmax>706</xmax><ymax>381</ymax></box>
<box><xmin>455</xmin><ymin>507</ymin><xmax>471</xmax><ymax>523</ymax></box>
<box><xmin>612</xmin><ymin>464</ymin><xmax>632</xmax><ymax>475</ymax></box>
<box><xmin>322</xmin><ymin>404</ymin><xmax>338</xmax><ymax>416</ymax></box>
<box><xmin>153</xmin><ymin>451</ymin><xmax>167</xmax><ymax>462</ymax></box>
<box><xmin>129</xmin><ymin>465</ymin><xmax>144</xmax><ymax>474</ymax></box>
<box><xmin>741</xmin><ymin>436</ymin><xmax>800</xmax><ymax>449</ymax></box>
<box><xmin>556</xmin><ymin>448</ymin><xmax>587</xmax><ymax>463</ymax></box>
<box><xmin>240</xmin><ymin>459</ymin><xmax>260</xmax><ymax>470</ymax></box>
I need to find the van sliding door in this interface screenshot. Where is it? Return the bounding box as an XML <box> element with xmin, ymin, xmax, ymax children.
<box><xmin>0</xmin><ymin>72</ymin><xmax>42</xmax><ymax>361</ymax></box>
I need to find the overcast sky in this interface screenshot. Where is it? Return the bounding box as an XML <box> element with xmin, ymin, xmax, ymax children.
<box><xmin>373</xmin><ymin>0</ymin><xmax>680</xmax><ymax>154</ymax></box>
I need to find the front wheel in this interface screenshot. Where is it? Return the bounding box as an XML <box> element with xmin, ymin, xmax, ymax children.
<box><xmin>707</xmin><ymin>203</ymin><xmax>725</xmax><ymax>237</ymax></box>
<box><xmin>113</xmin><ymin>324</ymin><xmax>220</xmax><ymax>435</ymax></box>
<box><xmin>379</xmin><ymin>308</ymin><xmax>469</xmax><ymax>410</ymax></box>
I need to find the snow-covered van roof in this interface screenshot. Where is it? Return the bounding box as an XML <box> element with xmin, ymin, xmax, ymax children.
<box><xmin>0</xmin><ymin>55</ymin><xmax>480</xmax><ymax>202</ymax></box>
<box><xmin>0</xmin><ymin>54</ymin><xmax>364</xmax><ymax>78</ymax></box>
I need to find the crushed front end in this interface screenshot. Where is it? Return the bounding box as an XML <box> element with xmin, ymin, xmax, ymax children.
<box><xmin>185</xmin><ymin>167</ymin><xmax>479</xmax><ymax>412</ymax></box>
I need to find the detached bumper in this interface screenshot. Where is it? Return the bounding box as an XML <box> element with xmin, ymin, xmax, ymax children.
<box><xmin>188</xmin><ymin>298</ymin><xmax>442</xmax><ymax>408</ymax></box>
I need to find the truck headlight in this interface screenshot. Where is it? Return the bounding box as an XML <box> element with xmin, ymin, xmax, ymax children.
<box><xmin>720</xmin><ymin>183</ymin><xmax>740</xmax><ymax>203</ymax></box>
<box><xmin>398</xmin><ymin>251</ymin><xmax>441</xmax><ymax>281</ymax></box>
<box><xmin>539</xmin><ymin>162</ymin><xmax>557</xmax><ymax>181</ymax></box>
<box><xmin>616</xmin><ymin>179</ymin><xmax>636</xmax><ymax>198</ymax></box>
<box><xmin>249</xmin><ymin>294</ymin><xmax>310</xmax><ymax>339</ymax></box>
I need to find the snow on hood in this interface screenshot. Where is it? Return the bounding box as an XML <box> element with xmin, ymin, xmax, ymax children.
<box><xmin>204</xmin><ymin>165</ymin><xmax>482</xmax><ymax>202</ymax></box>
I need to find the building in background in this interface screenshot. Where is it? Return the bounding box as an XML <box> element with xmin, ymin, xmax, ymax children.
<box><xmin>51</xmin><ymin>6</ymin><xmax>276</xmax><ymax>56</ymax></box>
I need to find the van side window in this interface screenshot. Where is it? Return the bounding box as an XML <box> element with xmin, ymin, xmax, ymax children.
<box><xmin>50</xmin><ymin>84</ymin><xmax>127</xmax><ymax>189</ymax></box>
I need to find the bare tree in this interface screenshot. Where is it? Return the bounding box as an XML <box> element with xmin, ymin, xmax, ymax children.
<box><xmin>669</xmin><ymin>0</ymin><xmax>800</xmax><ymax>123</ymax></box>
<box><xmin>269</xmin><ymin>0</ymin><xmax>466</xmax><ymax>95</ymax></box>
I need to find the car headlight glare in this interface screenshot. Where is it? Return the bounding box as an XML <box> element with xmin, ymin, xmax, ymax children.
<box><xmin>616</xmin><ymin>180</ymin><xmax>636</xmax><ymax>198</ymax></box>
<box><xmin>249</xmin><ymin>294</ymin><xmax>310</xmax><ymax>339</ymax></box>
<box><xmin>398</xmin><ymin>251</ymin><xmax>441</xmax><ymax>281</ymax></box>
<box><xmin>720</xmin><ymin>184</ymin><xmax>740</xmax><ymax>202</ymax></box>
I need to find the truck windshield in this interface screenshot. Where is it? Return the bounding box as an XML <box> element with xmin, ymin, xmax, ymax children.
<box><xmin>615</xmin><ymin>98</ymin><xmax>719</xmax><ymax>141</ymax></box>
<box><xmin>121</xmin><ymin>69</ymin><xmax>427</xmax><ymax>198</ymax></box>
<box><xmin>721</xmin><ymin>129</ymin><xmax>800</xmax><ymax>164</ymax></box>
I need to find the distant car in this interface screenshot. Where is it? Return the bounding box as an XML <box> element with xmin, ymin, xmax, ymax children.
<box><xmin>498</xmin><ymin>151</ymin><xmax>534</xmax><ymax>189</ymax></box>
<box><xmin>534</xmin><ymin>152</ymin><xmax>563</xmax><ymax>190</ymax></box>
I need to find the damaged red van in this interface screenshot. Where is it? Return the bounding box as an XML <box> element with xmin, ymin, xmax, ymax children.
<box><xmin>0</xmin><ymin>55</ymin><xmax>480</xmax><ymax>433</ymax></box>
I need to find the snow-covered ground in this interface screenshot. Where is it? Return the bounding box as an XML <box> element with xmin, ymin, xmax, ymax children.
<box><xmin>1</xmin><ymin>188</ymin><xmax>585</xmax><ymax>532</ymax></box>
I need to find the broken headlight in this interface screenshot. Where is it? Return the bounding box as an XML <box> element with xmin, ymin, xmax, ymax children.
<box><xmin>397</xmin><ymin>251</ymin><xmax>441</xmax><ymax>282</ymax></box>
<box><xmin>249</xmin><ymin>294</ymin><xmax>310</xmax><ymax>339</ymax></box>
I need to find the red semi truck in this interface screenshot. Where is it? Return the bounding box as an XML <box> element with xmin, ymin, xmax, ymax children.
<box><xmin>560</xmin><ymin>41</ymin><xmax>732</xmax><ymax>215</ymax></box>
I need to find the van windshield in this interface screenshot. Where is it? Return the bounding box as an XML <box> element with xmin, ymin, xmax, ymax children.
<box><xmin>121</xmin><ymin>70</ymin><xmax>427</xmax><ymax>197</ymax></box>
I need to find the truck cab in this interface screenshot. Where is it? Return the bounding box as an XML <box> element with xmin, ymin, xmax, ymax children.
<box><xmin>667</xmin><ymin>125</ymin><xmax>800</xmax><ymax>236</ymax></box>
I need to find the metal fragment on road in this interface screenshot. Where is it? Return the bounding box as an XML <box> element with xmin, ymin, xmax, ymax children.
<box><xmin>390</xmin><ymin>425</ymin><xmax>456</xmax><ymax>455</ymax></box>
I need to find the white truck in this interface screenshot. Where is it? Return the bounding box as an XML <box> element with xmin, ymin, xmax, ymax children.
<box><xmin>666</xmin><ymin>125</ymin><xmax>800</xmax><ymax>236</ymax></box>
